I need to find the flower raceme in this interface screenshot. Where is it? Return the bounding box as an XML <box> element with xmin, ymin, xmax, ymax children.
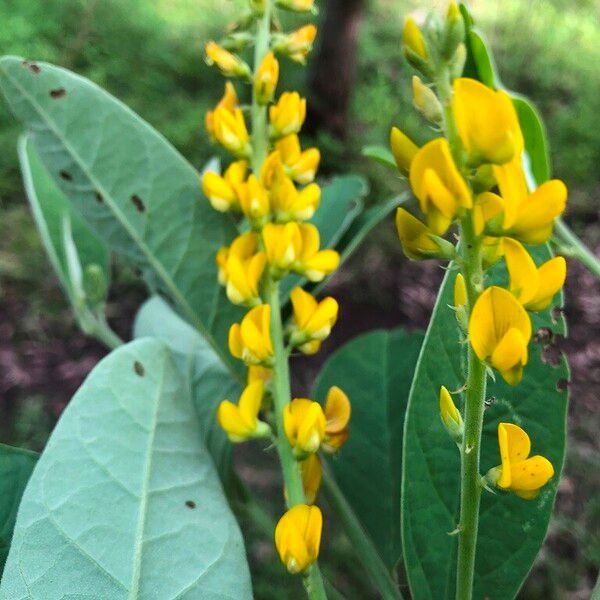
<box><xmin>275</xmin><ymin>504</ymin><xmax>322</xmax><ymax>574</ymax></box>
<box><xmin>322</xmin><ymin>386</ymin><xmax>351</xmax><ymax>453</ymax></box>
<box><xmin>469</xmin><ymin>286</ymin><xmax>532</xmax><ymax>385</ymax></box>
<box><xmin>229</xmin><ymin>304</ymin><xmax>274</xmax><ymax>366</ymax></box>
<box><xmin>488</xmin><ymin>423</ymin><xmax>554</xmax><ymax>500</ymax></box>
<box><xmin>503</xmin><ymin>238</ymin><xmax>566</xmax><ymax>311</ymax></box>
<box><xmin>289</xmin><ymin>287</ymin><xmax>338</xmax><ymax>354</ymax></box>
<box><xmin>262</xmin><ymin>222</ymin><xmax>339</xmax><ymax>281</ymax></box>
<box><xmin>284</xmin><ymin>398</ymin><xmax>326</xmax><ymax>456</ymax></box>
<box><xmin>217</xmin><ymin>381</ymin><xmax>271</xmax><ymax>442</ymax></box>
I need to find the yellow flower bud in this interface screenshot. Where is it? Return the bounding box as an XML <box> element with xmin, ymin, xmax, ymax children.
<box><xmin>229</xmin><ymin>304</ymin><xmax>274</xmax><ymax>365</ymax></box>
<box><xmin>503</xmin><ymin>238</ymin><xmax>566</xmax><ymax>312</ymax></box>
<box><xmin>216</xmin><ymin>246</ymin><xmax>230</xmax><ymax>286</ymax></box>
<box><xmin>454</xmin><ymin>272</ymin><xmax>468</xmax><ymax>329</ymax></box>
<box><xmin>403</xmin><ymin>17</ymin><xmax>428</xmax><ymax>60</ymax></box>
<box><xmin>254</xmin><ymin>51</ymin><xmax>279</xmax><ymax>105</ymax></box>
<box><xmin>276</xmin><ymin>134</ymin><xmax>320</xmax><ymax>184</ymax></box>
<box><xmin>469</xmin><ymin>286</ymin><xmax>532</xmax><ymax>385</ymax></box>
<box><xmin>212</xmin><ymin>106</ymin><xmax>251</xmax><ymax>157</ymax></box>
<box><xmin>395</xmin><ymin>208</ymin><xmax>456</xmax><ymax>261</ymax></box>
<box><xmin>217</xmin><ymin>381</ymin><xmax>271</xmax><ymax>442</ymax></box>
<box><xmin>439</xmin><ymin>386</ymin><xmax>463</xmax><ymax>442</ymax></box>
<box><xmin>412</xmin><ymin>76</ymin><xmax>443</xmax><ymax>124</ymax></box>
<box><xmin>201</xmin><ymin>160</ymin><xmax>248</xmax><ymax>212</ymax></box>
<box><xmin>299</xmin><ymin>454</ymin><xmax>322</xmax><ymax>504</ymax></box>
<box><xmin>452</xmin><ymin>78</ymin><xmax>523</xmax><ymax>166</ymax></box>
<box><xmin>275</xmin><ymin>505</ymin><xmax>322</xmax><ymax>574</ymax></box>
<box><xmin>206</xmin><ymin>81</ymin><xmax>239</xmax><ymax>140</ymax></box>
<box><xmin>284</xmin><ymin>398</ymin><xmax>326</xmax><ymax>456</ymax></box>
<box><xmin>289</xmin><ymin>287</ymin><xmax>338</xmax><ymax>354</ymax></box>
<box><xmin>270</xmin><ymin>92</ymin><xmax>307</xmax><ymax>139</ymax></box>
<box><xmin>237</xmin><ymin>174</ymin><xmax>270</xmax><ymax>223</ymax></box>
<box><xmin>276</xmin><ymin>0</ymin><xmax>315</xmax><ymax>12</ymax></box>
<box><xmin>487</xmin><ymin>423</ymin><xmax>554</xmax><ymax>500</ymax></box>
<box><xmin>270</xmin><ymin>175</ymin><xmax>321</xmax><ymax>222</ymax></box>
<box><xmin>442</xmin><ymin>2</ymin><xmax>465</xmax><ymax>60</ymax></box>
<box><xmin>409</xmin><ymin>138</ymin><xmax>472</xmax><ymax>235</ymax></box>
<box><xmin>205</xmin><ymin>41</ymin><xmax>251</xmax><ymax>78</ymax></box>
<box><xmin>273</xmin><ymin>25</ymin><xmax>317</xmax><ymax>64</ymax></box>
<box><xmin>322</xmin><ymin>386</ymin><xmax>351</xmax><ymax>453</ymax></box>
<box><xmin>390</xmin><ymin>127</ymin><xmax>419</xmax><ymax>176</ymax></box>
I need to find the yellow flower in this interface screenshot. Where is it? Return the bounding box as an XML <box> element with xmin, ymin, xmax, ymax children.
<box><xmin>503</xmin><ymin>238</ymin><xmax>566</xmax><ymax>312</ymax></box>
<box><xmin>270</xmin><ymin>92</ymin><xmax>307</xmax><ymax>139</ymax></box>
<box><xmin>260</xmin><ymin>150</ymin><xmax>284</xmax><ymax>188</ymax></box>
<box><xmin>274</xmin><ymin>25</ymin><xmax>317</xmax><ymax>64</ymax></box>
<box><xmin>247</xmin><ymin>365</ymin><xmax>272</xmax><ymax>385</ymax></box>
<box><xmin>300</xmin><ymin>454</ymin><xmax>322</xmax><ymax>504</ymax></box>
<box><xmin>289</xmin><ymin>287</ymin><xmax>338</xmax><ymax>354</ymax></box>
<box><xmin>236</xmin><ymin>174</ymin><xmax>270</xmax><ymax>222</ymax></box>
<box><xmin>270</xmin><ymin>175</ymin><xmax>321</xmax><ymax>222</ymax></box>
<box><xmin>284</xmin><ymin>398</ymin><xmax>326</xmax><ymax>456</ymax></box>
<box><xmin>229</xmin><ymin>304</ymin><xmax>274</xmax><ymax>365</ymax></box>
<box><xmin>491</xmin><ymin>158</ymin><xmax>567</xmax><ymax>242</ymax></box>
<box><xmin>322</xmin><ymin>386</ymin><xmax>351</xmax><ymax>453</ymax></box>
<box><xmin>403</xmin><ymin>17</ymin><xmax>428</xmax><ymax>60</ymax></box>
<box><xmin>390</xmin><ymin>127</ymin><xmax>419</xmax><ymax>176</ymax></box>
<box><xmin>206</xmin><ymin>81</ymin><xmax>239</xmax><ymax>140</ymax></box>
<box><xmin>262</xmin><ymin>222</ymin><xmax>339</xmax><ymax>281</ymax></box>
<box><xmin>225</xmin><ymin>251</ymin><xmax>266</xmax><ymax>306</ymax></box>
<box><xmin>409</xmin><ymin>138</ymin><xmax>472</xmax><ymax>235</ymax></box>
<box><xmin>216</xmin><ymin>381</ymin><xmax>271</xmax><ymax>442</ymax></box>
<box><xmin>276</xmin><ymin>135</ymin><xmax>321</xmax><ymax>184</ymax></box>
<box><xmin>491</xmin><ymin>422</ymin><xmax>554</xmax><ymax>500</ymax></box>
<box><xmin>201</xmin><ymin>160</ymin><xmax>248</xmax><ymax>212</ymax></box>
<box><xmin>275</xmin><ymin>504</ymin><xmax>322</xmax><ymax>574</ymax></box>
<box><xmin>205</xmin><ymin>41</ymin><xmax>251</xmax><ymax>78</ymax></box>
<box><xmin>212</xmin><ymin>106</ymin><xmax>251</xmax><ymax>157</ymax></box>
<box><xmin>439</xmin><ymin>386</ymin><xmax>463</xmax><ymax>441</ymax></box>
<box><xmin>395</xmin><ymin>207</ymin><xmax>456</xmax><ymax>261</ymax></box>
<box><xmin>469</xmin><ymin>286</ymin><xmax>532</xmax><ymax>385</ymax></box>
<box><xmin>277</xmin><ymin>0</ymin><xmax>315</xmax><ymax>12</ymax></box>
<box><xmin>452</xmin><ymin>78</ymin><xmax>523</xmax><ymax>166</ymax></box>
<box><xmin>254</xmin><ymin>51</ymin><xmax>279</xmax><ymax>105</ymax></box>
<box><xmin>216</xmin><ymin>232</ymin><xmax>259</xmax><ymax>287</ymax></box>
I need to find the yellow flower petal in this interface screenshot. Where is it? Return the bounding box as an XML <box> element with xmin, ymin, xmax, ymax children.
<box><xmin>509</xmin><ymin>455</ymin><xmax>555</xmax><ymax>492</ymax></box>
<box><xmin>284</xmin><ymin>398</ymin><xmax>326</xmax><ymax>455</ymax></box>
<box><xmin>454</xmin><ymin>273</ymin><xmax>467</xmax><ymax>308</ymax></box>
<box><xmin>490</xmin><ymin>327</ymin><xmax>528</xmax><ymax>385</ymax></box>
<box><xmin>439</xmin><ymin>385</ymin><xmax>461</xmax><ymax>429</ymax></box>
<box><xmin>324</xmin><ymin>386</ymin><xmax>351</xmax><ymax>434</ymax></box>
<box><xmin>503</xmin><ymin>238</ymin><xmax>540</xmax><ymax>306</ymax></box>
<box><xmin>526</xmin><ymin>256</ymin><xmax>566</xmax><ymax>312</ymax></box>
<box><xmin>390</xmin><ymin>126</ymin><xmax>419</xmax><ymax>176</ymax></box>
<box><xmin>300</xmin><ymin>454</ymin><xmax>322</xmax><ymax>504</ymax></box>
<box><xmin>403</xmin><ymin>17</ymin><xmax>427</xmax><ymax>59</ymax></box>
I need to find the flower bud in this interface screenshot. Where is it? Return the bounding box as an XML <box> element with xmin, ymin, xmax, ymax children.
<box><xmin>254</xmin><ymin>51</ymin><xmax>279</xmax><ymax>105</ymax></box>
<box><xmin>395</xmin><ymin>208</ymin><xmax>456</xmax><ymax>261</ymax></box>
<box><xmin>205</xmin><ymin>41</ymin><xmax>251</xmax><ymax>79</ymax></box>
<box><xmin>454</xmin><ymin>272</ymin><xmax>468</xmax><ymax>330</ymax></box>
<box><xmin>390</xmin><ymin>127</ymin><xmax>418</xmax><ymax>176</ymax></box>
<box><xmin>439</xmin><ymin>386</ymin><xmax>463</xmax><ymax>444</ymax></box>
<box><xmin>276</xmin><ymin>0</ymin><xmax>315</xmax><ymax>12</ymax></box>
<box><xmin>272</xmin><ymin>25</ymin><xmax>317</xmax><ymax>64</ymax></box>
<box><xmin>412</xmin><ymin>76</ymin><xmax>443</xmax><ymax>124</ymax></box>
<box><xmin>402</xmin><ymin>17</ymin><xmax>430</xmax><ymax>75</ymax></box>
<box><xmin>441</xmin><ymin>2</ymin><xmax>465</xmax><ymax>60</ymax></box>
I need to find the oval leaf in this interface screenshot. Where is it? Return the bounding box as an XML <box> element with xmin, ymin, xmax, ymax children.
<box><xmin>0</xmin><ymin>339</ymin><xmax>252</xmax><ymax>599</ymax></box>
<box><xmin>0</xmin><ymin>56</ymin><xmax>242</xmax><ymax>376</ymax></box>
<box><xmin>401</xmin><ymin>246</ymin><xmax>569</xmax><ymax>600</ymax></box>
<box><xmin>314</xmin><ymin>329</ymin><xmax>424</xmax><ymax>568</ymax></box>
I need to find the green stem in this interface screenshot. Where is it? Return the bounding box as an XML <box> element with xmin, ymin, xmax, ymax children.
<box><xmin>321</xmin><ymin>466</ymin><xmax>403</xmax><ymax>600</ymax></box>
<box><xmin>553</xmin><ymin>217</ymin><xmax>600</xmax><ymax>280</ymax></box>
<box><xmin>436</xmin><ymin>66</ymin><xmax>487</xmax><ymax>600</ymax></box>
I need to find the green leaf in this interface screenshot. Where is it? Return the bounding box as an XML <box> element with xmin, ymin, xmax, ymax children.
<box><xmin>361</xmin><ymin>145</ymin><xmax>398</xmax><ymax>170</ymax></box>
<box><xmin>465</xmin><ymin>29</ymin><xmax>499</xmax><ymax>89</ymax></box>
<box><xmin>401</xmin><ymin>246</ymin><xmax>569</xmax><ymax>600</ymax></box>
<box><xmin>133</xmin><ymin>296</ymin><xmax>240</xmax><ymax>482</ymax></box>
<box><xmin>0</xmin><ymin>445</ymin><xmax>37</xmax><ymax>572</ymax></box>
<box><xmin>313</xmin><ymin>329</ymin><xmax>424</xmax><ymax>568</ymax></box>
<box><xmin>512</xmin><ymin>97</ymin><xmax>551</xmax><ymax>185</ymax></box>
<box><xmin>0</xmin><ymin>339</ymin><xmax>252</xmax><ymax>599</ymax></box>
<box><xmin>0</xmin><ymin>56</ymin><xmax>242</xmax><ymax>378</ymax></box>
<box><xmin>18</xmin><ymin>134</ymin><xmax>109</xmax><ymax>306</ymax></box>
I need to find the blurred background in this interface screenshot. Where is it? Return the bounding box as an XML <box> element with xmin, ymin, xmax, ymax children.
<box><xmin>0</xmin><ymin>0</ymin><xmax>598</xmax><ymax>597</ymax></box>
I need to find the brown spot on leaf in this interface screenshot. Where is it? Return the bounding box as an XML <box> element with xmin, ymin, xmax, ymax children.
<box><xmin>22</xmin><ymin>61</ymin><xmax>40</xmax><ymax>74</ymax></box>
<box><xmin>131</xmin><ymin>194</ymin><xmax>145</xmax><ymax>213</ymax></box>
<box><xmin>534</xmin><ymin>327</ymin><xmax>554</xmax><ymax>345</ymax></box>
<box><xmin>59</xmin><ymin>170</ymin><xmax>73</xmax><ymax>181</ymax></box>
<box><xmin>185</xmin><ymin>500</ymin><xmax>196</xmax><ymax>509</ymax></box>
<box><xmin>551</xmin><ymin>306</ymin><xmax>564</xmax><ymax>324</ymax></box>
<box><xmin>133</xmin><ymin>361</ymin><xmax>145</xmax><ymax>376</ymax></box>
<box><xmin>94</xmin><ymin>191</ymin><xmax>104</xmax><ymax>203</ymax></box>
<box><xmin>556</xmin><ymin>378</ymin><xmax>569</xmax><ymax>392</ymax></box>
<box><xmin>50</xmin><ymin>88</ymin><xmax>66</xmax><ymax>99</ymax></box>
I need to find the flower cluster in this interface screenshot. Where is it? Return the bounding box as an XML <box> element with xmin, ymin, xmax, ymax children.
<box><xmin>203</xmin><ymin>0</ymin><xmax>350</xmax><ymax>577</ymax></box>
<box><xmin>394</xmin><ymin>4</ymin><xmax>562</xmax><ymax>499</ymax></box>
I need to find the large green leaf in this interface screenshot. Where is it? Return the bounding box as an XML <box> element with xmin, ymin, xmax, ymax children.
<box><xmin>134</xmin><ymin>296</ymin><xmax>240</xmax><ymax>482</ymax></box>
<box><xmin>0</xmin><ymin>339</ymin><xmax>252</xmax><ymax>599</ymax></box>
<box><xmin>401</xmin><ymin>246</ymin><xmax>569</xmax><ymax>600</ymax></box>
<box><xmin>18</xmin><ymin>134</ymin><xmax>109</xmax><ymax>306</ymax></box>
<box><xmin>313</xmin><ymin>329</ymin><xmax>424</xmax><ymax>568</ymax></box>
<box><xmin>0</xmin><ymin>445</ymin><xmax>37</xmax><ymax>572</ymax></box>
<box><xmin>0</xmin><ymin>55</ymin><xmax>242</xmax><ymax>376</ymax></box>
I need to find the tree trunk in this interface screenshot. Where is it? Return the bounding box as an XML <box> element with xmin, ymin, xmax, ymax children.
<box><xmin>306</xmin><ymin>0</ymin><xmax>366</xmax><ymax>139</ymax></box>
